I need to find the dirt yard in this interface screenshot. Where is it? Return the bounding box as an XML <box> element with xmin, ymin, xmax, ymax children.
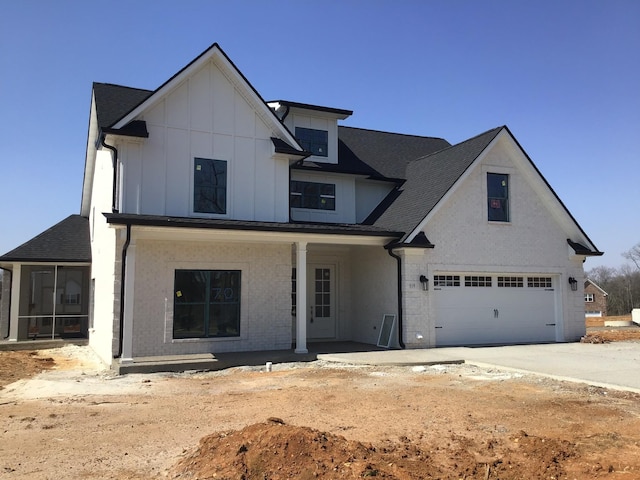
<box><xmin>1</xmin><ymin>331</ymin><xmax>640</xmax><ymax>480</ymax></box>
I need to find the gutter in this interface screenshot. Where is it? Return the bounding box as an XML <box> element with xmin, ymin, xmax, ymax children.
<box><xmin>385</xmin><ymin>247</ymin><xmax>406</xmax><ymax>349</ymax></box>
<box><xmin>100</xmin><ymin>135</ymin><xmax>119</xmax><ymax>213</ymax></box>
<box><xmin>114</xmin><ymin>223</ymin><xmax>131</xmax><ymax>358</ymax></box>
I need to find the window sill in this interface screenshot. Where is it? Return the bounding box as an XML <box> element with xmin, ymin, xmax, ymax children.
<box><xmin>171</xmin><ymin>336</ymin><xmax>242</xmax><ymax>344</ymax></box>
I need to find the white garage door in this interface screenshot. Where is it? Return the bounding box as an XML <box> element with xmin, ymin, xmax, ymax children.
<box><xmin>433</xmin><ymin>274</ymin><xmax>558</xmax><ymax>346</ymax></box>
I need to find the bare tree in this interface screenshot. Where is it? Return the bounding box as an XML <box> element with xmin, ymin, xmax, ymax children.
<box><xmin>622</xmin><ymin>242</ymin><xmax>640</xmax><ymax>271</ymax></box>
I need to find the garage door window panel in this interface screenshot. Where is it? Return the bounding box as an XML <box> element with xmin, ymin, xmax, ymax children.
<box><xmin>434</xmin><ymin>275</ymin><xmax>460</xmax><ymax>287</ymax></box>
<box><xmin>465</xmin><ymin>276</ymin><xmax>492</xmax><ymax>287</ymax></box>
<box><xmin>528</xmin><ymin>277</ymin><xmax>553</xmax><ymax>288</ymax></box>
<box><xmin>498</xmin><ymin>276</ymin><xmax>523</xmax><ymax>288</ymax></box>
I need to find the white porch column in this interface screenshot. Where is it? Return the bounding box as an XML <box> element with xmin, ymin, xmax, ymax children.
<box><xmin>120</xmin><ymin>241</ymin><xmax>136</xmax><ymax>363</ymax></box>
<box><xmin>8</xmin><ymin>264</ymin><xmax>21</xmax><ymax>341</ymax></box>
<box><xmin>295</xmin><ymin>241</ymin><xmax>308</xmax><ymax>354</ymax></box>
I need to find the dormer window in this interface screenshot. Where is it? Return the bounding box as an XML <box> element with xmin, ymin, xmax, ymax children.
<box><xmin>295</xmin><ymin>127</ymin><xmax>328</xmax><ymax>157</ymax></box>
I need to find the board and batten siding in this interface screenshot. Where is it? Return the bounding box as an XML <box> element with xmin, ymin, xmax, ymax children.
<box><xmin>118</xmin><ymin>59</ymin><xmax>289</xmax><ymax>222</ymax></box>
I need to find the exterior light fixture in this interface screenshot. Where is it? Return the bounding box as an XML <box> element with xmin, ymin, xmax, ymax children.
<box><xmin>419</xmin><ymin>275</ymin><xmax>429</xmax><ymax>291</ymax></box>
<box><xmin>568</xmin><ymin>277</ymin><xmax>578</xmax><ymax>291</ymax></box>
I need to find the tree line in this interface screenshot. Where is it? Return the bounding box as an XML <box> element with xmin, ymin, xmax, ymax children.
<box><xmin>587</xmin><ymin>242</ymin><xmax>640</xmax><ymax>316</ymax></box>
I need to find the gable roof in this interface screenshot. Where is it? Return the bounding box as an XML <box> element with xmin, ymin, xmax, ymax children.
<box><xmin>0</xmin><ymin>215</ymin><xmax>91</xmax><ymax>263</ymax></box>
<box><xmin>373</xmin><ymin>127</ymin><xmax>503</xmax><ymax>239</ymax></box>
<box><xmin>585</xmin><ymin>278</ymin><xmax>608</xmax><ymax>295</ymax></box>
<box><xmin>108</xmin><ymin>43</ymin><xmax>302</xmax><ymax>151</ymax></box>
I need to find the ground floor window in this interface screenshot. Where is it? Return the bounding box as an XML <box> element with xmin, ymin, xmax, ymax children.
<box><xmin>173</xmin><ymin>270</ymin><xmax>241</xmax><ymax>339</ymax></box>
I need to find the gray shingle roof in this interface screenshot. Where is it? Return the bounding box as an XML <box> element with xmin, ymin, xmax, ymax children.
<box><xmin>337</xmin><ymin>126</ymin><xmax>451</xmax><ymax>180</ymax></box>
<box><xmin>0</xmin><ymin>215</ymin><xmax>91</xmax><ymax>263</ymax></box>
<box><xmin>93</xmin><ymin>83</ymin><xmax>152</xmax><ymax>129</ymax></box>
<box><xmin>374</xmin><ymin>127</ymin><xmax>503</xmax><ymax>240</ymax></box>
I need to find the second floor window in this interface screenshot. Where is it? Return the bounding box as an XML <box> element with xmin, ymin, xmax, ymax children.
<box><xmin>487</xmin><ymin>173</ymin><xmax>509</xmax><ymax>222</ymax></box>
<box><xmin>295</xmin><ymin>127</ymin><xmax>328</xmax><ymax>157</ymax></box>
<box><xmin>585</xmin><ymin>293</ymin><xmax>595</xmax><ymax>302</ymax></box>
<box><xmin>194</xmin><ymin>158</ymin><xmax>227</xmax><ymax>214</ymax></box>
<box><xmin>290</xmin><ymin>180</ymin><xmax>335</xmax><ymax>210</ymax></box>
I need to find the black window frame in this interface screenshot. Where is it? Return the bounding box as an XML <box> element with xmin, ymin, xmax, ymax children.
<box><xmin>290</xmin><ymin>180</ymin><xmax>336</xmax><ymax>210</ymax></box>
<box><xmin>487</xmin><ymin>173</ymin><xmax>509</xmax><ymax>222</ymax></box>
<box><xmin>295</xmin><ymin>127</ymin><xmax>328</xmax><ymax>157</ymax></box>
<box><xmin>173</xmin><ymin>269</ymin><xmax>241</xmax><ymax>339</ymax></box>
<box><xmin>193</xmin><ymin>158</ymin><xmax>227</xmax><ymax>214</ymax></box>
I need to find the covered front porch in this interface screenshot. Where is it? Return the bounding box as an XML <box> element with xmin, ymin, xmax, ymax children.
<box><xmin>105</xmin><ymin>214</ymin><xmax>402</xmax><ymax>365</ymax></box>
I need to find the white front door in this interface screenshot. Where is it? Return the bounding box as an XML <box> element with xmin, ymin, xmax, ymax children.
<box><xmin>307</xmin><ymin>265</ymin><xmax>336</xmax><ymax>339</ymax></box>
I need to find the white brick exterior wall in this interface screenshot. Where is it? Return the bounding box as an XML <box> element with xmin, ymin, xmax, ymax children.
<box><xmin>128</xmin><ymin>239</ymin><xmax>292</xmax><ymax>357</ymax></box>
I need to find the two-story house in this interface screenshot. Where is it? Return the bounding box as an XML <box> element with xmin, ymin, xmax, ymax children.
<box><xmin>0</xmin><ymin>43</ymin><xmax>602</xmax><ymax>370</ymax></box>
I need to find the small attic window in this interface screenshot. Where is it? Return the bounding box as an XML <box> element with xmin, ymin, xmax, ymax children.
<box><xmin>295</xmin><ymin>127</ymin><xmax>328</xmax><ymax>157</ymax></box>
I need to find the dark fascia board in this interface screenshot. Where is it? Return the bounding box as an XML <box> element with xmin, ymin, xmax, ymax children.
<box><xmin>385</xmin><ymin>231</ymin><xmax>435</xmax><ymax>250</ymax></box>
<box><xmin>271</xmin><ymin>138</ymin><xmax>311</xmax><ymax>158</ymax></box>
<box><xmin>104</xmin><ymin>213</ymin><xmax>403</xmax><ymax>238</ymax></box>
<box><xmin>0</xmin><ymin>257</ymin><xmax>91</xmax><ymax>264</ymax></box>
<box><xmin>269</xmin><ymin>100</ymin><xmax>353</xmax><ymax>117</ymax></box>
<box><xmin>291</xmin><ymin>163</ymin><xmax>403</xmax><ymax>182</ymax></box>
<box><xmin>567</xmin><ymin>239</ymin><xmax>604</xmax><ymax>257</ymax></box>
<box><xmin>102</xmin><ymin>120</ymin><xmax>149</xmax><ymax>138</ymax></box>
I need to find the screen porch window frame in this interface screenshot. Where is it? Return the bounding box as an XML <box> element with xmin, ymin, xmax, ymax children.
<box><xmin>193</xmin><ymin>157</ymin><xmax>227</xmax><ymax>215</ymax></box>
<box><xmin>487</xmin><ymin>172</ymin><xmax>510</xmax><ymax>222</ymax></box>
<box><xmin>173</xmin><ymin>269</ymin><xmax>241</xmax><ymax>339</ymax></box>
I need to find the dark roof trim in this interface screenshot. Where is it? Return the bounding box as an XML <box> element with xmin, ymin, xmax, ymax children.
<box><xmin>104</xmin><ymin>213</ymin><xmax>403</xmax><ymax>238</ymax></box>
<box><xmin>271</xmin><ymin>137</ymin><xmax>311</xmax><ymax>158</ymax></box>
<box><xmin>567</xmin><ymin>239</ymin><xmax>604</xmax><ymax>257</ymax></box>
<box><xmin>385</xmin><ymin>231</ymin><xmax>435</xmax><ymax>250</ymax></box>
<box><xmin>0</xmin><ymin>257</ymin><xmax>91</xmax><ymax>264</ymax></box>
<box><xmin>269</xmin><ymin>100</ymin><xmax>353</xmax><ymax>117</ymax></box>
<box><xmin>102</xmin><ymin>120</ymin><xmax>149</xmax><ymax>138</ymax></box>
<box><xmin>291</xmin><ymin>162</ymin><xmax>403</xmax><ymax>182</ymax></box>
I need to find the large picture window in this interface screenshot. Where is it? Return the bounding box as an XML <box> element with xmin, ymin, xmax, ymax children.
<box><xmin>295</xmin><ymin>127</ymin><xmax>328</xmax><ymax>157</ymax></box>
<box><xmin>290</xmin><ymin>180</ymin><xmax>335</xmax><ymax>210</ymax></box>
<box><xmin>194</xmin><ymin>158</ymin><xmax>227</xmax><ymax>214</ymax></box>
<box><xmin>487</xmin><ymin>173</ymin><xmax>509</xmax><ymax>222</ymax></box>
<box><xmin>173</xmin><ymin>270</ymin><xmax>240</xmax><ymax>338</ymax></box>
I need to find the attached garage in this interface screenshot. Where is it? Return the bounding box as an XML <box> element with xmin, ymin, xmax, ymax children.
<box><xmin>433</xmin><ymin>273</ymin><xmax>559</xmax><ymax>346</ymax></box>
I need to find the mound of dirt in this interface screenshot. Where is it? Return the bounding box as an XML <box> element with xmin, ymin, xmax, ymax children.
<box><xmin>0</xmin><ymin>351</ymin><xmax>55</xmax><ymax>389</ymax></box>
<box><xmin>169</xmin><ymin>418</ymin><xmax>579</xmax><ymax>480</ymax></box>
<box><xmin>582</xmin><ymin>328</ymin><xmax>640</xmax><ymax>343</ymax></box>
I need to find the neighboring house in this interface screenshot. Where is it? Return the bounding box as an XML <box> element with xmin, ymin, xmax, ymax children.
<box><xmin>584</xmin><ymin>279</ymin><xmax>608</xmax><ymax>317</ymax></box>
<box><xmin>0</xmin><ymin>43</ymin><xmax>602</xmax><ymax>369</ymax></box>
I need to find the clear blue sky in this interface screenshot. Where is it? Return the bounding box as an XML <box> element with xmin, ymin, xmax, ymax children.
<box><xmin>1</xmin><ymin>0</ymin><xmax>638</xmax><ymax>271</ymax></box>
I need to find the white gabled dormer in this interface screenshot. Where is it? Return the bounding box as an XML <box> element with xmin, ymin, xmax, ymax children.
<box><xmin>268</xmin><ymin>101</ymin><xmax>352</xmax><ymax>165</ymax></box>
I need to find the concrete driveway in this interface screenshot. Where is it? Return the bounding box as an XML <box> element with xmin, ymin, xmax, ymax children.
<box><xmin>319</xmin><ymin>342</ymin><xmax>640</xmax><ymax>393</ymax></box>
